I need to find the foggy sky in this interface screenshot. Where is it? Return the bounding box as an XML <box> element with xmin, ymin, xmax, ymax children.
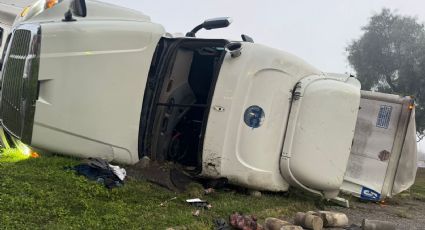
<box><xmin>100</xmin><ymin>0</ymin><xmax>425</xmax><ymax>74</ymax></box>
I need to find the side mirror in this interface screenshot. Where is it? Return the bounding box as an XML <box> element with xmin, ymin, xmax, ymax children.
<box><xmin>186</xmin><ymin>17</ymin><xmax>233</xmax><ymax>37</ymax></box>
<box><xmin>203</xmin><ymin>17</ymin><xmax>233</xmax><ymax>30</ymax></box>
<box><xmin>63</xmin><ymin>0</ymin><xmax>87</xmax><ymax>22</ymax></box>
<box><xmin>71</xmin><ymin>0</ymin><xmax>87</xmax><ymax>17</ymax></box>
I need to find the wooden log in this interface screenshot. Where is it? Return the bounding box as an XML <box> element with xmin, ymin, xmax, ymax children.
<box><xmin>362</xmin><ymin>219</ymin><xmax>396</xmax><ymax>230</ymax></box>
<box><xmin>264</xmin><ymin>217</ymin><xmax>291</xmax><ymax>230</ymax></box>
<box><xmin>280</xmin><ymin>225</ymin><xmax>303</xmax><ymax>230</ymax></box>
<box><xmin>317</xmin><ymin>211</ymin><xmax>349</xmax><ymax>227</ymax></box>
<box><xmin>293</xmin><ymin>212</ymin><xmax>323</xmax><ymax>230</ymax></box>
<box><xmin>304</xmin><ymin>214</ymin><xmax>323</xmax><ymax>230</ymax></box>
<box><xmin>294</xmin><ymin>212</ymin><xmax>305</xmax><ymax>226</ymax></box>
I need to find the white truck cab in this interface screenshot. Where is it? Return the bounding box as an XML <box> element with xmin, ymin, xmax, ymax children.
<box><xmin>0</xmin><ymin>0</ymin><xmax>416</xmax><ymax>200</ymax></box>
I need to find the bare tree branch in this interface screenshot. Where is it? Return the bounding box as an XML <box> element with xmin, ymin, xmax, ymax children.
<box><xmin>385</xmin><ymin>74</ymin><xmax>398</xmax><ymax>92</ymax></box>
<box><xmin>418</xmin><ymin>132</ymin><xmax>425</xmax><ymax>142</ymax></box>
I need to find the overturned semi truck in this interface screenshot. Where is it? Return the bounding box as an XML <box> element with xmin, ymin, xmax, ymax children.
<box><xmin>0</xmin><ymin>0</ymin><xmax>418</xmax><ymax>200</ymax></box>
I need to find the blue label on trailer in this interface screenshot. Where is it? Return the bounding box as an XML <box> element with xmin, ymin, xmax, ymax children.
<box><xmin>360</xmin><ymin>187</ymin><xmax>381</xmax><ymax>201</ymax></box>
<box><xmin>376</xmin><ymin>105</ymin><xmax>392</xmax><ymax>129</ymax></box>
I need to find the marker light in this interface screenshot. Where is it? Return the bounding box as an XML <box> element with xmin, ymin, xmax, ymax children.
<box><xmin>45</xmin><ymin>0</ymin><xmax>59</xmax><ymax>9</ymax></box>
<box><xmin>409</xmin><ymin>104</ymin><xmax>414</xmax><ymax>110</ymax></box>
<box><xmin>20</xmin><ymin>6</ymin><xmax>31</xmax><ymax>17</ymax></box>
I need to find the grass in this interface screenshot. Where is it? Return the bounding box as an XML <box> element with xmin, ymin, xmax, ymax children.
<box><xmin>391</xmin><ymin>168</ymin><xmax>425</xmax><ymax>204</ymax></box>
<box><xmin>410</xmin><ymin>168</ymin><xmax>425</xmax><ymax>201</ymax></box>
<box><xmin>3</xmin><ymin>149</ymin><xmax>423</xmax><ymax>230</ymax></box>
<box><xmin>0</xmin><ymin>150</ymin><xmax>316</xmax><ymax>229</ymax></box>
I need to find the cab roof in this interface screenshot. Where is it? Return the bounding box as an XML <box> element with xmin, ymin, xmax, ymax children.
<box><xmin>0</xmin><ymin>0</ymin><xmax>36</xmax><ymax>9</ymax></box>
<box><xmin>23</xmin><ymin>0</ymin><xmax>152</xmax><ymax>24</ymax></box>
<box><xmin>0</xmin><ymin>0</ymin><xmax>37</xmax><ymax>25</ymax></box>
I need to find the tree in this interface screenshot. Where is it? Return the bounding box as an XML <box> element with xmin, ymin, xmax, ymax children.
<box><xmin>347</xmin><ymin>9</ymin><xmax>425</xmax><ymax>140</ymax></box>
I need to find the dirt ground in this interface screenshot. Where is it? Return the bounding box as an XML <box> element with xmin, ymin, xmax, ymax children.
<box><xmin>127</xmin><ymin>159</ymin><xmax>425</xmax><ymax>229</ymax></box>
<box><xmin>328</xmin><ymin>198</ymin><xmax>425</xmax><ymax>229</ymax></box>
<box><xmin>326</xmin><ymin>168</ymin><xmax>425</xmax><ymax>230</ymax></box>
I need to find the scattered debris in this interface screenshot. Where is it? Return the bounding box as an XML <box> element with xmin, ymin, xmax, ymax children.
<box><xmin>186</xmin><ymin>198</ymin><xmax>204</xmax><ymax>203</ymax></box>
<box><xmin>362</xmin><ymin>219</ymin><xmax>396</xmax><ymax>230</ymax></box>
<box><xmin>159</xmin><ymin>197</ymin><xmax>177</xmax><ymax>207</ymax></box>
<box><xmin>69</xmin><ymin>158</ymin><xmax>126</xmax><ymax>189</ymax></box>
<box><xmin>214</xmin><ymin>218</ymin><xmax>231</xmax><ymax>230</ymax></box>
<box><xmin>108</xmin><ymin>164</ymin><xmax>126</xmax><ymax>181</ymax></box>
<box><xmin>249</xmin><ymin>190</ymin><xmax>262</xmax><ymax>197</ymax></box>
<box><xmin>186</xmin><ymin>198</ymin><xmax>211</xmax><ymax>209</ymax></box>
<box><xmin>192</xmin><ymin>209</ymin><xmax>201</xmax><ymax>217</ymax></box>
<box><xmin>229</xmin><ymin>212</ymin><xmax>264</xmax><ymax>230</ymax></box>
<box><xmin>331</xmin><ymin>197</ymin><xmax>350</xmax><ymax>208</ymax></box>
<box><xmin>204</xmin><ymin>187</ymin><xmax>215</xmax><ymax>195</ymax></box>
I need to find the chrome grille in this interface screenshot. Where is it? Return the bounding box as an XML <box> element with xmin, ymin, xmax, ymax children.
<box><xmin>0</xmin><ymin>25</ymin><xmax>41</xmax><ymax>144</ymax></box>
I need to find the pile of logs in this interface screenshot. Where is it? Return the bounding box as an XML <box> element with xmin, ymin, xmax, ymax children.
<box><xmin>264</xmin><ymin>211</ymin><xmax>396</xmax><ymax>230</ymax></box>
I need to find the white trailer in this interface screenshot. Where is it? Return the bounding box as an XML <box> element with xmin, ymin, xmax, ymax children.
<box><xmin>342</xmin><ymin>91</ymin><xmax>417</xmax><ymax>201</ymax></box>
<box><xmin>0</xmin><ymin>0</ymin><xmax>418</xmax><ymax>200</ymax></box>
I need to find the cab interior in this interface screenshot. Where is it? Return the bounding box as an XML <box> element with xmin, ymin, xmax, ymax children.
<box><xmin>139</xmin><ymin>38</ymin><xmax>228</xmax><ymax>173</ymax></box>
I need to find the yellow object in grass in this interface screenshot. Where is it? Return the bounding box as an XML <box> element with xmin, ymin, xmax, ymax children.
<box><xmin>0</xmin><ymin>148</ymin><xmax>30</xmax><ymax>163</ymax></box>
